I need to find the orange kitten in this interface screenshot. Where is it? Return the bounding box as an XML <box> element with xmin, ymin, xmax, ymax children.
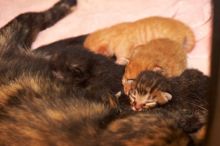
<box><xmin>84</xmin><ymin>16</ymin><xmax>195</xmax><ymax>65</ymax></box>
<box><xmin>122</xmin><ymin>38</ymin><xmax>187</xmax><ymax>95</ymax></box>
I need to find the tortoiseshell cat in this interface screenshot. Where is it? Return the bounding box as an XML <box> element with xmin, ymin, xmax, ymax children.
<box><xmin>0</xmin><ymin>1</ymin><xmax>205</xmax><ymax>146</ymax></box>
<box><xmin>100</xmin><ymin>111</ymin><xmax>193</xmax><ymax>146</ymax></box>
<box><xmin>84</xmin><ymin>16</ymin><xmax>195</xmax><ymax>65</ymax></box>
<box><xmin>122</xmin><ymin>38</ymin><xmax>187</xmax><ymax>95</ymax></box>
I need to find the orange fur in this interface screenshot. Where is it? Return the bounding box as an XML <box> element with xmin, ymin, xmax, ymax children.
<box><xmin>122</xmin><ymin>38</ymin><xmax>187</xmax><ymax>95</ymax></box>
<box><xmin>84</xmin><ymin>16</ymin><xmax>195</xmax><ymax>65</ymax></box>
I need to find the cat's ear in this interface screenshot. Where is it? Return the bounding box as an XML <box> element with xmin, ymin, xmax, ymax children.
<box><xmin>152</xmin><ymin>65</ymin><xmax>165</xmax><ymax>74</ymax></box>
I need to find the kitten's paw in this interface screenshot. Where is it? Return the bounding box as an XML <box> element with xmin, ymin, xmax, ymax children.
<box><xmin>116</xmin><ymin>58</ymin><xmax>129</xmax><ymax>65</ymax></box>
<box><xmin>143</xmin><ymin>101</ymin><xmax>157</xmax><ymax>109</ymax></box>
<box><xmin>115</xmin><ymin>91</ymin><xmax>122</xmax><ymax>99</ymax></box>
<box><xmin>156</xmin><ymin>91</ymin><xmax>172</xmax><ymax>105</ymax></box>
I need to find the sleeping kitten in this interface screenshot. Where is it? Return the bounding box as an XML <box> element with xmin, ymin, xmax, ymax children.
<box><xmin>84</xmin><ymin>16</ymin><xmax>195</xmax><ymax>65</ymax></box>
<box><xmin>122</xmin><ymin>38</ymin><xmax>187</xmax><ymax>95</ymax></box>
<box><xmin>128</xmin><ymin>69</ymin><xmax>209</xmax><ymax>111</ymax></box>
<box><xmin>119</xmin><ymin>69</ymin><xmax>208</xmax><ymax>143</ymax></box>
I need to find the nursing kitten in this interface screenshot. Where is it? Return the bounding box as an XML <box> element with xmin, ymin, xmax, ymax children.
<box><xmin>128</xmin><ymin>69</ymin><xmax>209</xmax><ymax>111</ymax></box>
<box><xmin>84</xmin><ymin>16</ymin><xmax>195</xmax><ymax>65</ymax></box>
<box><xmin>122</xmin><ymin>38</ymin><xmax>187</xmax><ymax>95</ymax></box>
<box><xmin>120</xmin><ymin>69</ymin><xmax>209</xmax><ymax>144</ymax></box>
<box><xmin>126</xmin><ymin>69</ymin><xmax>209</xmax><ymax>137</ymax></box>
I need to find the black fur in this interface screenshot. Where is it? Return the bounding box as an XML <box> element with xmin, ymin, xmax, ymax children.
<box><xmin>127</xmin><ymin>69</ymin><xmax>209</xmax><ymax>134</ymax></box>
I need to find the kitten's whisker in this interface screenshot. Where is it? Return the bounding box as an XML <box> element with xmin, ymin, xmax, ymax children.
<box><xmin>185</xmin><ymin>101</ymin><xmax>208</xmax><ymax>111</ymax></box>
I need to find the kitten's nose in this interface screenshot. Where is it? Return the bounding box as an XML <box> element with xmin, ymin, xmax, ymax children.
<box><xmin>132</xmin><ymin>102</ymin><xmax>143</xmax><ymax>111</ymax></box>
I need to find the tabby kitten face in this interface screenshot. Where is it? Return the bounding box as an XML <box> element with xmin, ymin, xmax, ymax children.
<box><xmin>128</xmin><ymin>71</ymin><xmax>172</xmax><ymax>111</ymax></box>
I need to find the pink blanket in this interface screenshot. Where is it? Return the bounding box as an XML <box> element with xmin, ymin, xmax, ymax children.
<box><xmin>0</xmin><ymin>0</ymin><xmax>212</xmax><ymax>75</ymax></box>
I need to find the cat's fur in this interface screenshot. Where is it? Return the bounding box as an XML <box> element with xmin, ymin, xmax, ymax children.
<box><xmin>84</xmin><ymin>16</ymin><xmax>195</xmax><ymax>65</ymax></box>
<box><xmin>100</xmin><ymin>112</ymin><xmax>193</xmax><ymax>146</ymax></box>
<box><xmin>122</xmin><ymin>38</ymin><xmax>187</xmax><ymax>95</ymax></box>
<box><xmin>0</xmin><ymin>1</ymin><xmax>204</xmax><ymax>145</ymax></box>
<box><xmin>117</xmin><ymin>69</ymin><xmax>209</xmax><ymax>145</ymax></box>
<box><xmin>123</xmin><ymin>69</ymin><xmax>209</xmax><ymax>136</ymax></box>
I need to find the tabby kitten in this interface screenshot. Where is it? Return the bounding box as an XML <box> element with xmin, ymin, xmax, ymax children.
<box><xmin>84</xmin><ymin>16</ymin><xmax>195</xmax><ymax>65</ymax></box>
<box><xmin>128</xmin><ymin>69</ymin><xmax>209</xmax><ymax>111</ymax></box>
<box><xmin>122</xmin><ymin>38</ymin><xmax>187</xmax><ymax>95</ymax></box>
<box><xmin>122</xmin><ymin>69</ymin><xmax>208</xmax><ymax>144</ymax></box>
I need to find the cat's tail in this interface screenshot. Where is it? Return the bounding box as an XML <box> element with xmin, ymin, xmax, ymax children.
<box><xmin>0</xmin><ymin>0</ymin><xmax>77</xmax><ymax>52</ymax></box>
<box><xmin>183</xmin><ymin>27</ymin><xmax>196</xmax><ymax>52</ymax></box>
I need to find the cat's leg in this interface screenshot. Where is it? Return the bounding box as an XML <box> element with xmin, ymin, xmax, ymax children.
<box><xmin>0</xmin><ymin>0</ymin><xmax>77</xmax><ymax>52</ymax></box>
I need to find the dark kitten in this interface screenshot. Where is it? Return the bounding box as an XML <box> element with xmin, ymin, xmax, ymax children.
<box><xmin>129</xmin><ymin>69</ymin><xmax>208</xmax><ymax>111</ymax></box>
<box><xmin>126</xmin><ymin>69</ymin><xmax>209</xmax><ymax>134</ymax></box>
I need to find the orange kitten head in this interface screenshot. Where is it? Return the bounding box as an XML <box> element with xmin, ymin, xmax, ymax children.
<box><xmin>122</xmin><ymin>39</ymin><xmax>186</xmax><ymax>95</ymax></box>
<box><xmin>122</xmin><ymin>58</ymin><xmax>164</xmax><ymax>95</ymax></box>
